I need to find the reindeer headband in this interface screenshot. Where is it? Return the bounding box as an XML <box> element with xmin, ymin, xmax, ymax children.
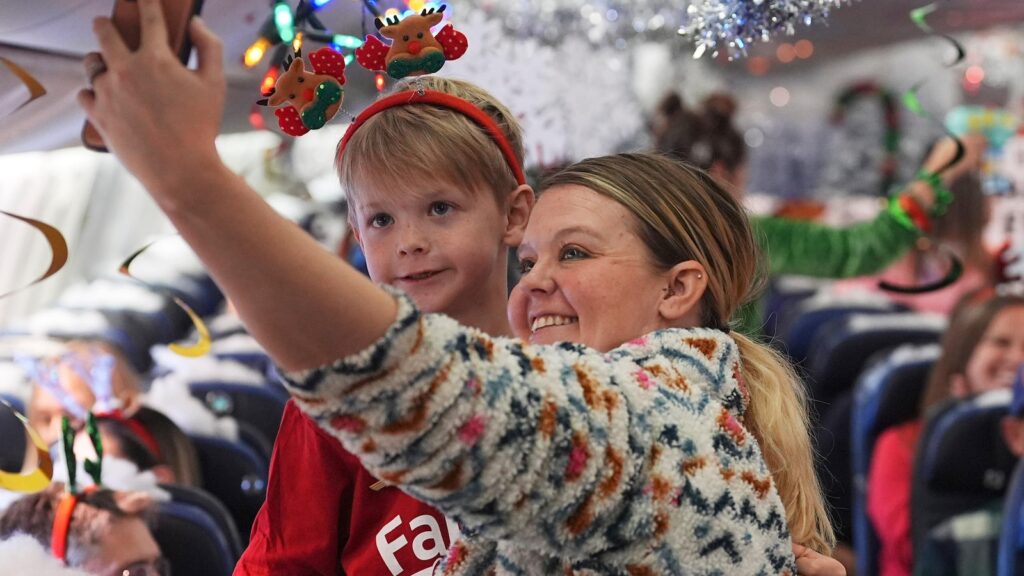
<box><xmin>356</xmin><ymin>5</ymin><xmax>468</xmax><ymax>79</ymax></box>
<box><xmin>258</xmin><ymin>4</ymin><xmax>468</xmax><ymax>137</ymax></box>
<box><xmin>337</xmin><ymin>90</ymin><xmax>526</xmax><ymax>187</ymax></box>
<box><xmin>52</xmin><ymin>413</ymin><xmax>104</xmax><ymax>563</ymax></box>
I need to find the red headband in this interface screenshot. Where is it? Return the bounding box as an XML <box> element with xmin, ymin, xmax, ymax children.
<box><xmin>51</xmin><ymin>486</ymin><xmax>98</xmax><ymax>563</ymax></box>
<box><xmin>97</xmin><ymin>411</ymin><xmax>163</xmax><ymax>460</ymax></box>
<box><xmin>337</xmin><ymin>90</ymin><xmax>527</xmax><ymax>187</ymax></box>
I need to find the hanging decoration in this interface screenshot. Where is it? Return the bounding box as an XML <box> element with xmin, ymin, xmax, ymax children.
<box><xmin>0</xmin><ymin>398</ymin><xmax>53</xmax><ymax>494</ymax></box>
<box><xmin>452</xmin><ymin>0</ymin><xmax>851</xmax><ymax>56</ymax></box>
<box><xmin>829</xmin><ymin>81</ymin><xmax>901</xmax><ymax>197</ymax></box>
<box><xmin>679</xmin><ymin>0</ymin><xmax>852</xmax><ymax>59</ymax></box>
<box><xmin>119</xmin><ymin>239</ymin><xmax>211</xmax><ymax>358</ymax></box>
<box><xmin>878</xmin><ymin>1</ymin><xmax>966</xmax><ymax>295</ymax></box>
<box><xmin>0</xmin><ymin>211</ymin><xmax>68</xmax><ymax>299</ymax></box>
<box><xmin>0</xmin><ymin>56</ymin><xmax>46</xmax><ymax>115</ymax></box>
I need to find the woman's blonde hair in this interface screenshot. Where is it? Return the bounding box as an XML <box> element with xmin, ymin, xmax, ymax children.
<box><xmin>336</xmin><ymin>76</ymin><xmax>524</xmax><ymax>202</ymax></box>
<box><xmin>542</xmin><ymin>152</ymin><xmax>835</xmax><ymax>553</ymax></box>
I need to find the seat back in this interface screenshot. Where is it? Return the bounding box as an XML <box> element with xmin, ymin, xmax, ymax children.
<box><xmin>159</xmin><ymin>484</ymin><xmax>243</xmax><ymax>562</ymax></box>
<box><xmin>780</xmin><ymin>296</ymin><xmax>900</xmax><ymax>367</ymax></box>
<box><xmin>190</xmin><ymin>381</ymin><xmax>288</xmax><ymax>446</ymax></box>
<box><xmin>806</xmin><ymin>313</ymin><xmax>945</xmax><ymax>405</ymax></box>
<box><xmin>189</xmin><ymin>434</ymin><xmax>268</xmax><ymax>544</ymax></box>
<box><xmin>851</xmin><ymin>344</ymin><xmax>941</xmax><ymax>576</ymax></box>
<box><xmin>760</xmin><ymin>276</ymin><xmax>828</xmax><ymax>341</ymax></box>
<box><xmin>911</xmin><ymin>391</ymin><xmax>1017</xmax><ymax>558</ymax></box>
<box><xmin>998</xmin><ymin>459</ymin><xmax>1024</xmax><ymax>576</ymax></box>
<box><xmin>0</xmin><ymin>398</ymin><xmax>27</xmax><ymax>473</ymax></box>
<box><xmin>152</xmin><ymin>499</ymin><xmax>237</xmax><ymax>576</ymax></box>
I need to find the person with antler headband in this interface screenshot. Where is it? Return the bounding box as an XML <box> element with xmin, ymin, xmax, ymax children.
<box><xmin>0</xmin><ymin>413</ymin><xmax>167</xmax><ymax>575</ymax></box>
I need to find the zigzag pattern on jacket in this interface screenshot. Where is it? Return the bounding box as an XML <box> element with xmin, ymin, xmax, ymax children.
<box><xmin>284</xmin><ymin>289</ymin><xmax>797</xmax><ymax>575</ymax></box>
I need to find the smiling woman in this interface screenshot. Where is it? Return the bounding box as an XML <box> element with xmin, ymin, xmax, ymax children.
<box><xmin>514</xmin><ymin>153</ymin><xmax>835</xmax><ymax>554</ymax></box>
<box><xmin>510</xmin><ymin>186</ymin><xmax>693</xmax><ymax>352</ymax></box>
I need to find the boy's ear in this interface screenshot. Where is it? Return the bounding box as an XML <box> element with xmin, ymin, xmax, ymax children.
<box><xmin>658</xmin><ymin>260</ymin><xmax>707</xmax><ymax>326</ymax></box>
<box><xmin>502</xmin><ymin>184</ymin><xmax>535</xmax><ymax>246</ymax></box>
<box><xmin>346</xmin><ymin>213</ymin><xmax>364</xmax><ymax>249</ymax></box>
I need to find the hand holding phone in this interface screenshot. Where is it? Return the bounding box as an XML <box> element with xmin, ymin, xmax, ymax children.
<box><xmin>82</xmin><ymin>0</ymin><xmax>204</xmax><ymax>152</ymax></box>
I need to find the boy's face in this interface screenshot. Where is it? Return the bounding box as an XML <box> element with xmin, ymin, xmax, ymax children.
<box><xmin>348</xmin><ymin>175</ymin><xmax>513</xmax><ymax>317</ymax></box>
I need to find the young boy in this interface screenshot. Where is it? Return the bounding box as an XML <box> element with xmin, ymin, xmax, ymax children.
<box><xmin>235</xmin><ymin>75</ymin><xmax>534</xmax><ymax>576</ymax></box>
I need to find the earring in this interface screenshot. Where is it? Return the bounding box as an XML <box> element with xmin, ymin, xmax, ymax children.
<box><xmin>697</xmin><ymin>273</ymin><xmax>703</xmax><ymax>279</ymax></box>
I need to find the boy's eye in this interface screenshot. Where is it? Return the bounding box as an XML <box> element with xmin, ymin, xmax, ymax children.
<box><xmin>560</xmin><ymin>246</ymin><xmax>589</xmax><ymax>261</ymax></box>
<box><xmin>430</xmin><ymin>202</ymin><xmax>453</xmax><ymax>216</ymax></box>
<box><xmin>518</xmin><ymin>259</ymin><xmax>535</xmax><ymax>274</ymax></box>
<box><xmin>370</xmin><ymin>214</ymin><xmax>393</xmax><ymax>228</ymax></box>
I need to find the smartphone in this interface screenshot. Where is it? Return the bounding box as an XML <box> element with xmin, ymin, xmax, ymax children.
<box><xmin>82</xmin><ymin>0</ymin><xmax>205</xmax><ymax>152</ymax></box>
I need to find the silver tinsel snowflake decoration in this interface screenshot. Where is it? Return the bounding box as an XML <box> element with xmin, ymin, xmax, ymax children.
<box><xmin>463</xmin><ymin>0</ymin><xmax>853</xmax><ymax>58</ymax></box>
<box><xmin>681</xmin><ymin>0</ymin><xmax>850</xmax><ymax>59</ymax></box>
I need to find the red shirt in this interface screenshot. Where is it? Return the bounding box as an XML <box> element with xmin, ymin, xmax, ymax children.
<box><xmin>867</xmin><ymin>419</ymin><xmax>923</xmax><ymax>576</ymax></box>
<box><xmin>234</xmin><ymin>401</ymin><xmax>460</xmax><ymax>576</ymax></box>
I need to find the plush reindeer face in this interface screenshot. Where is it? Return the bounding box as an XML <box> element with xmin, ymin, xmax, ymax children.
<box><xmin>376</xmin><ymin>8</ymin><xmax>445</xmax><ymax>62</ymax></box>
<box><xmin>267</xmin><ymin>56</ymin><xmax>328</xmax><ymax>108</ymax></box>
<box><xmin>256</xmin><ymin>47</ymin><xmax>347</xmax><ymax>136</ymax></box>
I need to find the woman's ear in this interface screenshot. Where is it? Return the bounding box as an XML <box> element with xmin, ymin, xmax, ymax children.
<box><xmin>658</xmin><ymin>260</ymin><xmax>708</xmax><ymax>326</ymax></box>
<box><xmin>503</xmin><ymin>184</ymin><xmax>535</xmax><ymax>246</ymax></box>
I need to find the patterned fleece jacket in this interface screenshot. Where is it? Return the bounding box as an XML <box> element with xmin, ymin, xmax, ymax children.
<box><xmin>283</xmin><ymin>292</ymin><xmax>797</xmax><ymax>575</ymax></box>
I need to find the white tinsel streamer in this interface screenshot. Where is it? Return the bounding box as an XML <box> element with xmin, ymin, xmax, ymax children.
<box><xmin>463</xmin><ymin>0</ymin><xmax>853</xmax><ymax>58</ymax></box>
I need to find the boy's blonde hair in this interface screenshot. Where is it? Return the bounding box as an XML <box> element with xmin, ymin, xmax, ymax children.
<box><xmin>543</xmin><ymin>153</ymin><xmax>836</xmax><ymax>554</ymax></box>
<box><xmin>336</xmin><ymin>77</ymin><xmax>524</xmax><ymax>202</ymax></box>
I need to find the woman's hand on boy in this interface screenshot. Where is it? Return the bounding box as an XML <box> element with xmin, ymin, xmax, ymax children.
<box><xmin>78</xmin><ymin>0</ymin><xmax>226</xmax><ymax>197</ymax></box>
<box><xmin>793</xmin><ymin>543</ymin><xmax>846</xmax><ymax>576</ymax></box>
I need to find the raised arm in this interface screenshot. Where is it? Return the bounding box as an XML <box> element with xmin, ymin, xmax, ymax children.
<box><xmin>78</xmin><ymin>0</ymin><xmax>394</xmax><ymax>371</ymax></box>
<box><xmin>283</xmin><ymin>291</ymin><xmax>791</xmax><ymax>568</ymax></box>
<box><xmin>753</xmin><ymin>134</ymin><xmax>985</xmax><ymax>278</ymax></box>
